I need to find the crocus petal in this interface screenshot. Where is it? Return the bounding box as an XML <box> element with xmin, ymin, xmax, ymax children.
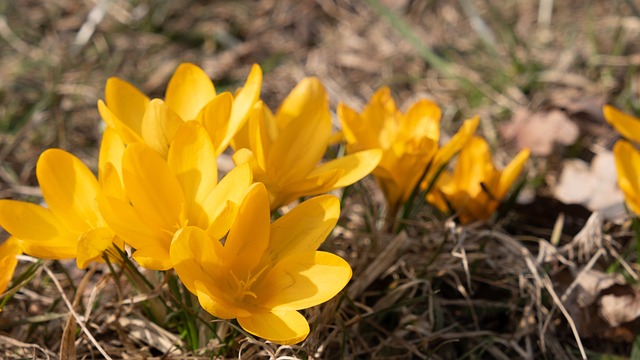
<box><xmin>257</xmin><ymin>251</ymin><xmax>351</xmax><ymax>311</ymax></box>
<box><xmin>223</xmin><ymin>183</ymin><xmax>271</xmax><ymax>276</ymax></box>
<box><xmin>201</xmin><ymin>163</ymin><xmax>253</xmax><ymax>233</ymax></box>
<box><xmin>496</xmin><ymin>148</ymin><xmax>530</xmax><ymax>200</ymax></box>
<box><xmin>141</xmin><ymin>99</ymin><xmax>184</xmax><ymax>158</ymax></box>
<box><xmin>167</xmin><ymin>121</ymin><xmax>218</xmax><ymax>227</ymax></box>
<box><xmin>452</xmin><ymin>136</ymin><xmax>491</xmax><ymax>197</ymax></box>
<box><xmin>309</xmin><ymin>149</ymin><xmax>382</xmax><ymax>188</ymax></box>
<box><xmin>76</xmin><ymin>227</ymin><xmax>117</xmax><ymax>269</ymax></box>
<box><xmin>170</xmin><ymin>226</ymin><xmax>223</xmax><ymax>294</ymax></box>
<box><xmin>269</xmin><ymin>195</ymin><xmax>339</xmax><ymax>260</ymax></box>
<box><xmin>194</xmin><ymin>280</ymin><xmax>250</xmax><ymax>319</ymax></box>
<box><xmin>104</xmin><ymin>77</ymin><xmax>150</xmax><ymax>137</ymax></box>
<box><xmin>232</xmin><ymin>148</ymin><xmax>268</xmax><ymax>180</ymax></box>
<box><xmin>238</xmin><ymin>309</ymin><xmax>310</xmax><ymax>345</ymax></box>
<box><xmin>270</xmin><ymin>169</ymin><xmax>343</xmax><ymax>210</ymax></box>
<box><xmin>0</xmin><ymin>200</ymin><xmax>77</xmax><ymax>259</ymax></box>
<box><xmin>604</xmin><ymin>105</ymin><xmax>640</xmax><ymax>144</ymax></box>
<box><xmin>197</xmin><ymin>92</ymin><xmax>233</xmax><ymax>154</ymax></box>
<box><xmin>401</xmin><ymin>99</ymin><xmax>441</xmax><ymax>142</ymax></box>
<box><xmin>37</xmin><ymin>149</ymin><xmax>104</xmax><ymax>233</ymax></box>
<box><xmin>614</xmin><ymin>141</ymin><xmax>640</xmax><ymax>216</ymax></box>
<box><xmin>0</xmin><ymin>237</ymin><xmax>21</xmax><ymax>295</ymax></box>
<box><xmin>165</xmin><ymin>63</ymin><xmax>216</xmax><ymax>121</ymax></box>
<box><xmin>267</xmin><ymin>78</ymin><xmax>331</xmax><ymax>184</ymax></box>
<box><xmin>98</xmin><ymin>100</ymin><xmax>144</xmax><ymax>144</ymax></box>
<box><xmin>99</xmin><ymin>195</ymin><xmax>170</xmax><ymax>269</ymax></box>
<box><xmin>122</xmin><ymin>144</ymin><xmax>185</xmax><ymax>234</ymax></box>
<box><xmin>424</xmin><ymin>116</ymin><xmax>479</xmax><ymax>187</ymax></box>
<box><xmin>218</xmin><ymin>64</ymin><xmax>263</xmax><ymax>154</ymax></box>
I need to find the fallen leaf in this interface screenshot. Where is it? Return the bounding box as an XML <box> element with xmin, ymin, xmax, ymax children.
<box><xmin>553</xmin><ymin>151</ymin><xmax>625</xmax><ymax>219</ymax></box>
<box><xmin>500</xmin><ymin>108</ymin><xmax>579</xmax><ymax>156</ymax></box>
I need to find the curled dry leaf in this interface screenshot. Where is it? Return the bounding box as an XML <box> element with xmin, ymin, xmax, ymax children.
<box><xmin>553</xmin><ymin>151</ymin><xmax>625</xmax><ymax>219</ymax></box>
<box><xmin>500</xmin><ymin>108</ymin><xmax>579</xmax><ymax>156</ymax></box>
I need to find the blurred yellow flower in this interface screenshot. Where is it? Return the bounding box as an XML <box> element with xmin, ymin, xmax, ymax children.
<box><xmin>233</xmin><ymin>77</ymin><xmax>381</xmax><ymax>210</ymax></box>
<box><xmin>338</xmin><ymin>87</ymin><xmax>479</xmax><ymax>216</ymax></box>
<box><xmin>427</xmin><ymin>136</ymin><xmax>529</xmax><ymax>224</ymax></box>
<box><xmin>0</xmin><ymin>146</ymin><xmax>124</xmax><ymax>269</ymax></box>
<box><xmin>613</xmin><ymin>140</ymin><xmax>640</xmax><ymax>216</ymax></box>
<box><xmin>0</xmin><ymin>237</ymin><xmax>21</xmax><ymax>297</ymax></box>
<box><xmin>604</xmin><ymin>105</ymin><xmax>640</xmax><ymax>144</ymax></box>
<box><xmin>101</xmin><ymin>121</ymin><xmax>253</xmax><ymax>270</ymax></box>
<box><xmin>98</xmin><ymin>63</ymin><xmax>262</xmax><ymax>157</ymax></box>
<box><xmin>170</xmin><ymin>183</ymin><xmax>351</xmax><ymax>345</ymax></box>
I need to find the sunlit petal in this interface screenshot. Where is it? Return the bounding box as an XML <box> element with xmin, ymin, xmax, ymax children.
<box><xmin>257</xmin><ymin>251</ymin><xmax>351</xmax><ymax>310</ymax></box>
<box><xmin>197</xmin><ymin>92</ymin><xmax>233</xmax><ymax>154</ymax></box>
<box><xmin>614</xmin><ymin>141</ymin><xmax>640</xmax><ymax>216</ymax></box>
<box><xmin>238</xmin><ymin>310</ymin><xmax>310</xmax><ymax>345</ymax></box>
<box><xmin>104</xmin><ymin>77</ymin><xmax>150</xmax><ymax>137</ymax></box>
<box><xmin>37</xmin><ymin>149</ymin><xmax>103</xmax><ymax>233</ymax></box>
<box><xmin>0</xmin><ymin>200</ymin><xmax>77</xmax><ymax>259</ymax></box>
<box><xmin>496</xmin><ymin>148</ymin><xmax>530</xmax><ymax>199</ymax></box>
<box><xmin>269</xmin><ymin>195</ymin><xmax>339</xmax><ymax>260</ymax></box>
<box><xmin>165</xmin><ymin>63</ymin><xmax>216</xmax><ymax>121</ymax></box>
<box><xmin>76</xmin><ymin>227</ymin><xmax>117</xmax><ymax>269</ymax></box>
<box><xmin>140</xmin><ymin>99</ymin><xmax>184</xmax><ymax>157</ymax></box>
<box><xmin>170</xmin><ymin>226</ymin><xmax>223</xmax><ymax>294</ymax></box>
<box><xmin>122</xmin><ymin>143</ymin><xmax>185</xmax><ymax>233</ymax></box>
<box><xmin>98</xmin><ymin>100</ymin><xmax>144</xmax><ymax>144</ymax></box>
<box><xmin>0</xmin><ymin>237</ymin><xmax>21</xmax><ymax>295</ymax></box>
<box><xmin>309</xmin><ymin>149</ymin><xmax>382</xmax><ymax>188</ymax></box>
<box><xmin>167</xmin><ymin>121</ymin><xmax>218</xmax><ymax>227</ymax></box>
<box><xmin>223</xmin><ymin>183</ymin><xmax>270</xmax><ymax>276</ymax></box>
<box><xmin>604</xmin><ymin>105</ymin><xmax>640</xmax><ymax>144</ymax></box>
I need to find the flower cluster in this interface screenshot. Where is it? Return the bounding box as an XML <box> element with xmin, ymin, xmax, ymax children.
<box><xmin>0</xmin><ymin>63</ymin><xmax>530</xmax><ymax>345</ymax></box>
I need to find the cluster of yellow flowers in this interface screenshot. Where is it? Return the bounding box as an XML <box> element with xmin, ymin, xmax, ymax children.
<box><xmin>0</xmin><ymin>63</ymin><xmax>529</xmax><ymax>344</ymax></box>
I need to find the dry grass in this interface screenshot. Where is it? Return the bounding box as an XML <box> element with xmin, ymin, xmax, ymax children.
<box><xmin>2</xmin><ymin>0</ymin><xmax>640</xmax><ymax>358</ymax></box>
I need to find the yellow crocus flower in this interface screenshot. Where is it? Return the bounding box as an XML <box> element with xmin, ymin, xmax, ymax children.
<box><xmin>101</xmin><ymin>121</ymin><xmax>253</xmax><ymax>270</ymax></box>
<box><xmin>232</xmin><ymin>77</ymin><xmax>382</xmax><ymax>210</ymax></box>
<box><xmin>613</xmin><ymin>141</ymin><xmax>640</xmax><ymax>216</ymax></box>
<box><xmin>604</xmin><ymin>105</ymin><xmax>640</xmax><ymax>144</ymax></box>
<box><xmin>0</xmin><ymin>237</ymin><xmax>21</xmax><ymax>297</ymax></box>
<box><xmin>0</xmin><ymin>140</ymin><xmax>124</xmax><ymax>268</ymax></box>
<box><xmin>170</xmin><ymin>183</ymin><xmax>351</xmax><ymax>345</ymax></box>
<box><xmin>98</xmin><ymin>63</ymin><xmax>262</xmax><ymax>157</ymax></box>
<box><xmin>338</xmin><ymin>87</ymin><xmax>479</xmax><ymax>216</ymax></box>
<box><xmin>427</xmin><ymin>136</ymin><xmax>529</xmax><ymax>224</ymax></box>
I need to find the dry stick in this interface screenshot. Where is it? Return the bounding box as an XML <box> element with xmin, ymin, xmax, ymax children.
<box><xmin>42</xmin><ymin>263</ymin><xmax>113</xmax><ymax>360</ymax></box>
<box><xmin>60</xmin><ymin>264</ymin><xmax>98</xmax><ymax>360</ymax></box>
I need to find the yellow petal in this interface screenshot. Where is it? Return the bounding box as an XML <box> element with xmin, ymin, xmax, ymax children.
<box><xmin>37</xmin><ymin>149</ymin><xmax>103</xmax><ymax>233</ymax></box>
<box><xmin>220</xmin><ymin>64</ymin><xmax>263</xmax><ymax>154</ymax></box>
<box><xmin>140</xmin><ymin>99</ymin><xmax>184</xmax><ymax>157</ymax></box>
<box><xmin>276</xmin><ymin>77</ymin><xmax>327</xmax><ymax>129</ymax></box>
<box><xmin>104</xmin><ymin>77</ymin><xmax>150</xmax><ymax>138</ymax></box>
<box><xmin>99</xmin><ymin>195</ymin><xmax>169</xmax><ymax>269</ymax></box>
<box><xmin>0</xmin><ymin>200</ymin><xmax>77</xmax><ymax>259</ymax></box>
<box><xmin>604</xmin><ymin>105</ymin><xmax>640</xmax><ymax>144</ymax></box>
<box><xmin>401</xmin><ymin>99</ymin><xmax>441</xmax><ymax>142</ymax></box>
<box><xmin>197</xmin><ymin>92</ymin><xmax>233</xmax><ymax>154</ymax></box>
<box><xmin>269</xmin><ymin>195</ymin><xmax>339</xmax><ymax>260</ymax></box>
<box><xmin>257</xmin><ymin>251</ymin><xmax>351</xmax><ymax>311</ymax></box>
<box><xmin>614</xmin><ymin>141</ymin><xmax>640</xmax><ymax>216</ymax></box>
<box><xmin>424</xmin><ymin>116</ymin><xmax>479</xmax><ymax>187</ymax></box>
<box><xmin>201</xmin><ymin>163</ymin><xmax>253</xmax><ymax>231</ymax></box>
<box><xmin>452</xmin><ymin>136</ymin><xmax>491</xmax><ymax>197</ymax></box>
<box><xmin>238</xmin><ymin>309</ymin><xmax>310</xmax><ymax>345</ymax></box>
<box><xmin>232</xmin><ymin>148</ymin><xmax>268</xmax><ymax>180</ymax></box>
<box><xmin>76</xmin><ymin>227</ymin><xmax>117</xmax><ymax>269</ymax></box>
<box><xmin>167</xmin><ymin>121</ymin><xmax>218</xmax><ymax>227</ymax></box>
<box><xmin>496</xmin><ymin>148</ymin><xmax>530</xmax><ymax>200</ymax></box>
<box><xmin>98</xmin><ymin>100</ymin><xmax>144</xmax><ymax>144</ymax></box>
<box><xmin>170</xmin><ymin>226</ymin><xmax>223</xmax><ymax>294</ymax></box>
<box><xmin>269</xmin><ymin>169</ymin><xmax>343</xmax><ymax>210</ymax></box>
<box><xmin>194</xmin><ymin>280</ymin><xmax>249</xmax><ymax>319</ymax></box>
<box><xmin>309</xmin><ymin>149</ymin><xmax>382</xmax><ymax>188</ymax></box>
<box><xmin>165</xmin><ymin>63</ymin><xmax>216</xmax><ymax>121</ymax></box>
<box><xmin>268</xmin><ymin>102</ymin><xmax>331</xmax><ymax>184</ymax></box>
<box><xmin>0</xmin><ymin>237</ymin><xmax>22</xmax><ymax>295</ymax></box>
<box><xmin>223</xmin><ymin>183</ymin><xmax>270</xmax><ymax>276</ymax></box>
<box><xmin>122</xmin><ymin>144</ymin><xmax>185</xmax><ymax>234</ymax></box>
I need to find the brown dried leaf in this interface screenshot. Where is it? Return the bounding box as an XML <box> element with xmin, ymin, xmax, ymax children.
<box><xmin>500</xmin><ymin>108</ymin><xmax>579</xmax><ymax>156</ymax></box>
